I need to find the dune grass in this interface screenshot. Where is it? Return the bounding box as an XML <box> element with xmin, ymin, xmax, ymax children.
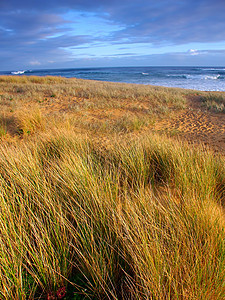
<box><xmin>0</xmin><ymin>75</ymin><xmax>189</xmax><ymax>144</ymax></box>
<box><xmin>0</xmin><ymin>76</ymin><xmax>224</xmax><ymax>299</ymax></box>
<box><xmin>0</xmin><ymin>130</ymin><xmax>224</xmax><ymax>299</ymax></box>
<box><xmin>200</xmin><ymin>92</ymin><xmax>225</xmax><ymax>113</ymax></box>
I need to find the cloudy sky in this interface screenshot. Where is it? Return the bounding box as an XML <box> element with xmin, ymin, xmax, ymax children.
<box><xmin>1</xmin><ymin>0</ymin><xmax>225</xmax><ymax>70</ymax></box>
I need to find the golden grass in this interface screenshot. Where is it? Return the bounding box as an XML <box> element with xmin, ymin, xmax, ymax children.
<box><xmin>0</xmin><ymin>76</ymin><xmax>224</xmax><ymax>299</ymax></box>
<box><xmin>0</xmin><ymin>75</ymin><xmax>189</xmax><ymax>145</ymax></box>
<box><xmin>200</xmin><ymin>92</ymin><xmax>225</xmax><ymax>113</ymax></box>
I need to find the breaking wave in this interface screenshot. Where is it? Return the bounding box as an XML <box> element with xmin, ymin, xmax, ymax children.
<box><xmin>11</xmin><ymin>70</ymin><xmax>27</xmax><ymax>75</ymax></box>
<box><xmin>186</xmin><ymin>74</ymin><xmax>221</xmax><ymax>80</ymax></box>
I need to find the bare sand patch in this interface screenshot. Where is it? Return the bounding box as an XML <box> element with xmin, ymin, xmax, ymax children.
<box><xmin>154</xmin><ymin>97</ymin><xmax>225</xmax><ymax>154</ymax></box>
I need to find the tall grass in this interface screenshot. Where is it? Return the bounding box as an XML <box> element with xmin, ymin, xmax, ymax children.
<box><xmin>15</xmin><ymin>107</ymin><xmax>45</xmax><ymax>136</ymax></box>
<box><xmin>0</xmin><ymin>130</ymin><xmax>224</xmax><ymax>299</ymax></box>
<box><xmin>0</xmin><ymin>76</ymin><xmax>224</xmax><ymax>299</ymax></box>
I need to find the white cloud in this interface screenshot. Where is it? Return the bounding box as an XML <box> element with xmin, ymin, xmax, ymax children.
<box><xmin>189</xmin><ymin>49</ymin><xmax>199</xmax><ymax>56</ymax></box>
<box><xmin>29</xmin><ymin>60</ymin><xmax>41</xmax><ymax>65</ymax></box>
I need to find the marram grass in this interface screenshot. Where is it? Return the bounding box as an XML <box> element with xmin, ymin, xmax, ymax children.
<box><xmin>0</xmin><ymin>131</ymin><xmax>224</xmax><ymax>299</ymax></box>
<box><xmin>0</xmin><ymin>76</ymin><xmax>224</xmax><ymax>299</ymax></box>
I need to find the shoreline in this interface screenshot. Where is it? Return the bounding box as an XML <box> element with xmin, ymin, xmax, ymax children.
<box><xmin>1</xmin><ymin>65</ymin><xmax>225</xmax><ymax>92</ymax></box>
<box><xmin>1</xmin><ymin>74</ymin><xmax>225</xmax><ymax>93</ymax></box>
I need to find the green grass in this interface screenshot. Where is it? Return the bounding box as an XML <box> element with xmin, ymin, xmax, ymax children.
<box><xmin>0</xmin><ymin>126</ymin><xmax>6</xmax><ymax>137</ymax></box>
<box><xmin>0</xmin><ymin>116</ymin><xmax>7</xmax><ymax>137</ymax></box>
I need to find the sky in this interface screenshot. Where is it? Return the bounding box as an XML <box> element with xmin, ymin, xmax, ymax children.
<box><xmin>1</xmin><ymin>0</ymin><xmax>225</xmax><ymax>70</ymax></box>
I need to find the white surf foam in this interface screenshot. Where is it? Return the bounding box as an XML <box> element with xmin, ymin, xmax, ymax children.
<box><xmin>186</xmin><ymin>74</ymin><xmax>220</xmax><ymax>80</ymax></box>
<box><xmin>205</xmin><ymin>75</ymin><xmax>221</xmax><ymax>80</ymax></box>
<box><xmin>11</xmin><ymin>70</ymin><xmax>26</xmax><ymax>75</ymax></box>
<box><xmin>201</xmin><ymin>68</ymin><xmax>225</xmax><ymax>71</ymax></box>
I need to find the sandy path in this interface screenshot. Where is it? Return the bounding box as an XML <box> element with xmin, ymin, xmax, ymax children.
<box><xmin>155</xmin><ymin>99</ymin><xmax>225</xmax><ymax>154</ymax></box>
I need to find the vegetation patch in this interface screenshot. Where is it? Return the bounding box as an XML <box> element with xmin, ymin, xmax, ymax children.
<box><xmin>0</xmin><ymin>76</ymin><xmax>224</xmax><ymax>299</ymax></box>
<box><xmin>0</xmin><ymin>132</ymin><xmax>224</xmax><ymax>299</ymax></box>
<box><xmin>15</xmin><ymin>108</ymin><xmax>45</xmax><ymax>136</ymax></box>
<box><xmin>201</xmin><ymin>92</ymin><xmax>225</xmax><ymax>113</ymax></box>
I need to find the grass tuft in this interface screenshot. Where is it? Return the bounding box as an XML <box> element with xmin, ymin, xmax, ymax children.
<box><xmin>201</xmin><ymin>92</ymin><xmax>225</xmax><ymax>113</ymax></box>
<box><xmin>15</xmin><ymin>107</ymin><xmax>45</xmax><ymax>136</ymax></box>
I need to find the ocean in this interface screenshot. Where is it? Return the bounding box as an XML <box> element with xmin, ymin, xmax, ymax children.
<box><xmin>1</xmin><ymin>66</ymin><xmax>225</xmax><ymax>91</ymax></box>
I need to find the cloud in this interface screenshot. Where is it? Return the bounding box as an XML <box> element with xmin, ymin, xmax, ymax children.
<box><xmin>1</xmin><ymin>1</ymin><xmax>225</xmax><ymax>70</ymax></box>
<box><xmin>2</xmin><ymin>0</ymin><xmax>225</xmax><ymax>45</ymax></box>
<box><xmin>0</xmin><ymin>11</ymin><xmax>70</xmax><ymax>42</ymax></box>
<box><xmin>29</xmin><ymin>60</ymin><xmax>41</xmax><ymax>66</ymax></box>
<box><xmin>106</xmin><ymin>0</ymin><xmax>225</xmax><ymax>45</ymax></box>
<box><xmin>189</xmin><ymin>49</ymin><xmax>199</xmax><ymax>56</ymax></box>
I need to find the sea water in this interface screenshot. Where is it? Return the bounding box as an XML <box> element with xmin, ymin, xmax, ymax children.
<box><xmin>1</xmin><ymin>66</ymin><xmax>225</xmax><ymax>91</ymax></box>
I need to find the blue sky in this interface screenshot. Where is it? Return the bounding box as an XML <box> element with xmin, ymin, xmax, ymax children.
<box><xmin>1</xmin><ymin>0</ymin><xmax>225</xmax><ymax>70</ymax></box>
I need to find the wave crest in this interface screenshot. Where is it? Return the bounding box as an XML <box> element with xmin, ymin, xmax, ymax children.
<box><xmin>11</xmin><ymin>70</ymin><xmax>27</xmax><ymax>75</ymax></box>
